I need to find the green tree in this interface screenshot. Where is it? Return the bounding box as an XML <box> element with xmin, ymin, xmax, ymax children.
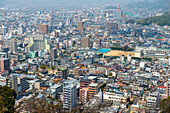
<box><xmin>40</xmin><ymin>65</ymin><xmax>47</xmax><ymax>70</ymax></box>
<box><xmin>0</xmin><ymin>86</ymin><xmax>17</xmax><ymax>113</ymax></box>
<box><xmin>51</xmin><ymin>66</ymin><xmax>56</xmax><ymax>70</ymax></box>
<box><xmin>159</xmin><ymin>96</ymin><xmax>170</xmax><ymax>113</ymax></box>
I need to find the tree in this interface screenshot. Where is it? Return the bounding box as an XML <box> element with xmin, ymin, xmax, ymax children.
<box><xmin>159</xmin><ymin>96</ymin><xmax>170</xmax><ymax>113</ymax></box>
<box><xmin>40</xmin><ymin>65</ymin><xmax>47</xmax><ymax>70</ymax></box>
<box><xmin>20</xmin><ymin>96</ymin><xmax>63</xmax><ymax>113</ymax></box>
<box><xmin>125</xmin><ymin>19</ymin><xmax>136</xmax><ymax>24</ymax></box>
<box><xmin>51</xmin><ymin>66</ymin><xmax>56</xmax><ymax>70</ymax></box>
<box><xmin>0</xmin><ymin>86</ymin><xmax>17</xmax><ymax>113</ymax></box>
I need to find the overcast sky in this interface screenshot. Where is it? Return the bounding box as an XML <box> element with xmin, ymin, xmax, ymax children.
<box><xmin>3</xmin><ymin>0</ymin><xmax>153</xmax><ymax>6</ymax></box>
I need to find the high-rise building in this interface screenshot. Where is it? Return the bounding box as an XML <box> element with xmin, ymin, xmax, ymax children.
<box><xmin>58</xmin><ymin>68</ymin><xmax>67</xmax><ymax>79</ymax></box>
<box><xmin>0</xmin><ymin>25</ymin><xmax>8</xmax><ymax>35</ymax></box>
<box><xmin>38</xmin><ymin>24</ymin><xmax>48</xmax><ymax>34</ymax></box>
<box><xmin>6</xmin><ymin>76</ymin><xmax>18</xmax><ymax>93</ymax></box>
<box><xmin>78</xmin><ymin>14</ymin><xmax>82</xmax><ymax>22</ymax></box>
<box><xmin>5</xmin><ymin>40</ymin><xmax>17</xmax><ymax>51</ymax></box>
<box><xmin>0</xmin><ymin>58</ymin><xmax>10</xmax><ymax>72</ymax></box>
<box><xmin>79</xmin><ymin>88</ymin><xmax>89</xmax><ymax>104</ymax></box>
<box><xmin>63</xmin><ymin>79</ymin><xmax>77</xmax><ymax>110</ymax></box>
<box><xmin>18</xmin><ymin>25</ymin><xmax>26</xmax><ymax>35</ymax></box>
<box><xmin>105</xmin><ymin>22</ymin><xmax>118</xmax><ymax>30</ymax></box>
<box><xmin>17</xmin><ymin>75</ymin><xmax>29</xmax><ymax>92</ymax></box>
<box><xmin>79</xmin><ymin>78</ymin><xmax>91</xmax><ymax>104</ymax></box>
<box><xmin>81</xmin><ymin>37</ymin><xmax>90</xmax><ymax>48</ymax></box>
<box><xmin>25</xmin><ymin>34</ymin><xmax>50</xmax><ymax>52</ymax></box>
<box><xmin>51</xmin><ymin>48</ymin><xmax>57</xmax><ymax>59</ymax></box>
<box><xmin>88</xmin><ymin>83</ymin><xmax>98</xmax><ymax>99</ymax></box>
<box><xmin>77</xmin><ymin>21</ymin><xmax>84</xmax><ymax>33</ymax></box>
<box><xmin>166</xmin><ymin>81</ymin><xmax>170</xmax><ymax>97</ymax></box>
<box><xmin>93</xmin><ymin>39</ymin><xmax>101</xmax><ymax>48</ymax></box>
<box><xmin>3</xmin><ymin>10</ymin><xmax>7</xmax><ymax>16</ymax></box>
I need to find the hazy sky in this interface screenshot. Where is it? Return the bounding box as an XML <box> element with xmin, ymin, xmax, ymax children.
<box><xmin>3</xmin><ymin>0</ymin><xmax>153</xmax><ymax>6</ymax></box>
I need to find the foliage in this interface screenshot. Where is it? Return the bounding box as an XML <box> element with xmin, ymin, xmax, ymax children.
<box><xmin>97</xmin><ymin>53</ymin><xmax>103</xmax><ymax>58</ymax></box>
<box><xmin>0</xmin><ymin>86</ymin><xmax>17</xmax><ymax>113</ymax></box>
<box><xmin>111</xmin><ymin>46</ymin><xmax>133</xmax><ymax>51</ymax></box>
<box><xmin>99</xmin><ymin>83</ymin><xmax>106</xmax><ymax>91</ymax></box>
<box><xmin>40</xmin><ymin>65</ymin><xmax>47</xmax><ymax>70</ymax></box>
<box><xmin>139</xmin><ymin>14</ymin><xmax>170</xmax><ymax>26</ymax></box>
<box><xmin>125</xmin><ymin>19</ymin><xmax>136</xmax><ymax>24</ymax></box>
<box><xmin>20</xmin><ymin>97</ymin><xmax>63</xmax><ymax>113</ymax></box>
<box><xmin>159</xmin><ymin>96</ymin><xmax>170</xmax><ymax>113</ymax></box>
<box><xmin>51</xmin><ymin>66</ymin><xmax>56</xmax><ymax>70</ymax></box>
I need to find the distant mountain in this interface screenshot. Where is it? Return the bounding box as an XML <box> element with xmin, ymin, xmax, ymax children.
<box><xmin>2</xmin><ymin>0</ymin><xmax>149</xmax><ymax>7</ymax></box>
<box><xmin>128</xmin><ymin>0</ymin><xmax>170</xmax><ymax>10</ymax></box>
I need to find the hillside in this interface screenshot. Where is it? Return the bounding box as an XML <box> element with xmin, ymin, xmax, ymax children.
<box><xmin>128</xmin><ymin>0</ymin><xmax>170</xmax><ymax>10</ymax></box>
<box><xmin>139</xmin><ymin>14</ymin><xmax>170</xmax><ymax>26</ymax></box>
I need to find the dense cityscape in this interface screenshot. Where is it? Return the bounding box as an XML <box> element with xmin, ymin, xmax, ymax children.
<box><xmin>0</xmin><ymin>0</ymin><xmax>170</xmax><ymax>113</ymax></box>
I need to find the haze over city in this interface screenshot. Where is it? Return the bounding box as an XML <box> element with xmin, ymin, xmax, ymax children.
<box><xmin>0</xmin><ymin>0</ymin><xmax>169</xmax><ymax>113</ymax></box>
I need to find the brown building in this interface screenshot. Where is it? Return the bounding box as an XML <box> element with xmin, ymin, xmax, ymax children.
<box><xmin>79</xmin><ymin>88</ymin><xmax>89</xmax><ymax>104</ymax></box>
<box><xmin>79</xmin><ymin>79</ymin><xmax>91</xmax><ymax>104</ymax></box>
<box><xmin>105</xmin><ymin>22</ymin><xmax>118</xmax><ymax>30</ymax></box>
<box><xmin>70</xmin><ymin>68</ymin><xmax>82</xmax><ymax>78</ymax></box>
<box><xmin>77</xmin><ymin>21</ymin><xmax>84</xmax><ymax>33</ymax></box>
<box><xmin>81</xmin><ymin>37</ymin><xmax>90</xmax><ymax>48</ymax></box>
<box><xmin>0</xmin><ymin>58</ymin><xmax>10</xmax><ymax>72</ymax></box>
<box><xmin>88</xmin><ymin>83</ymin><xmax>98</xmax><ymax>99</ymax></box>
<box><xmin>38</xmin><ymin>24</ymin><xmax>48</xmax><ymax>34</ymax></box>
<box><xmin>166</xmin><ymin>81</ymin><xmax>170</xmax><ymax>97</ymax></box>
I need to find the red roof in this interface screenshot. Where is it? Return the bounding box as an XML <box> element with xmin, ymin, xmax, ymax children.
<box><xmin>107</xmin><ymin>67</ymin><xmax>114</xmax><ymax>70</ymax></box>
<box><xmin>158</xmin><ymin>86</ymin><xmax>166</xmax><ymax>89</ymax></box>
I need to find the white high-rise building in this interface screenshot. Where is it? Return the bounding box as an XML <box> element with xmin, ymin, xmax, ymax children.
<box><xmin>63</xmin><ymin>79</ymin><xmax>77</xmax><ymax>110</ymax></box>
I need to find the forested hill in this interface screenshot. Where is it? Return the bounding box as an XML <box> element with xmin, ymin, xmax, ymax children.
<box><xmin>139</xmin><ymin>14</ymin><xmax>170</xmax><ymax>26</ymax></box>
<box><xmin>128</xmin><ymin>0</ymin><xmax>170</xmax><ymax>10</ymax></box>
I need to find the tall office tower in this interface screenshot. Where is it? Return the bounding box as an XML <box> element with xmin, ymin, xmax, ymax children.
<box><xmin>5</xmin><ymin>40</ymin><xmax>17</xmax><ymax>51</ymax></box>
<box><xmin>0</xmin><ymin>25</ymin><xmax>8</xmax><ymax>35</ymax></box>
<box><xmin>166</xmin><ymin>81</ymin><xmax>170</xmax><ymax>97</ymax></box>
<box><xmin>105</xmin><ymin>22</ymin><xmax>118</xmax><ymax>30</ymax></box>
<box><xmin>0</xmin><ymin>58</ymin><xmax>10</xmax><ymax>72</ymax></box>
<box><xmin>58</xmin><ymin>68</ymin><xmax>68</xmax><ymax>79</ymax></box>
<box><xmin>66</xmin><ymin>18</ymin><xmax>71</xmax><ymax>26</ymax></box>
<box><xmin>38</xmin><ymin>24</ymin><xmax>48</xmax><ymax>34</ymax></box>
<box><xmin>93</xmin><ymin>39</ymin><xmax>101</xmax><ymax>48</ymax></box>
<box><xmin>18</xmin><ymin>25</ymin><xmax>26</xmax><ymax>35</ymax></box>
<box><xmin>17</xmin><ymin>75</ymin><xmax>29</xmax><ymax>92</ymax></box>
<box><xmin>6</xmin><ymin>76</ymin><xmax>18</xmax><ymax>93</ymax></box>
<box><xmin>88</xmin><ymin>83</ymin><xmax>98</xmax><ymax>99</ymax></box>
<box><xmin>81</xmin><ymin>37</ymin><xmax>90</xmax><ymax>48</ymax></box>
<box><xmin>63</xmin><ymin>79</ymin><xmax>77</xmax><ymax>110</ymax></box>
<box><xmin>78</xmin><ymin>14</ymin><xmax>82</xmax><ymax>22</ymax></box>
<box><xmin>51</xmin><ymin>48</ymin><xmax>57</xmax><ymax>59</ymax></box>
<box><xmin>77</xmin><ymin>21</ymin><xmax>84</xmax><ymax>33</ymax></box>
<box><xmin>3</xmin><ymin>10</ymin><xmax>7</xmax><ymax>16</ymax></box>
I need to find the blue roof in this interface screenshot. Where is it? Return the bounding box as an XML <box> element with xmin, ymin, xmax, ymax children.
<box><xmin>97</xmin><ymin>48</ymin><xmax>111</xmax><ymax>53</ymax></box>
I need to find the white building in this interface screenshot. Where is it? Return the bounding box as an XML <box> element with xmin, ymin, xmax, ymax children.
<box><xmin>63</xmin><ymin>79</ymin><xmax>77</xmax><ymax>110</ymax></box>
